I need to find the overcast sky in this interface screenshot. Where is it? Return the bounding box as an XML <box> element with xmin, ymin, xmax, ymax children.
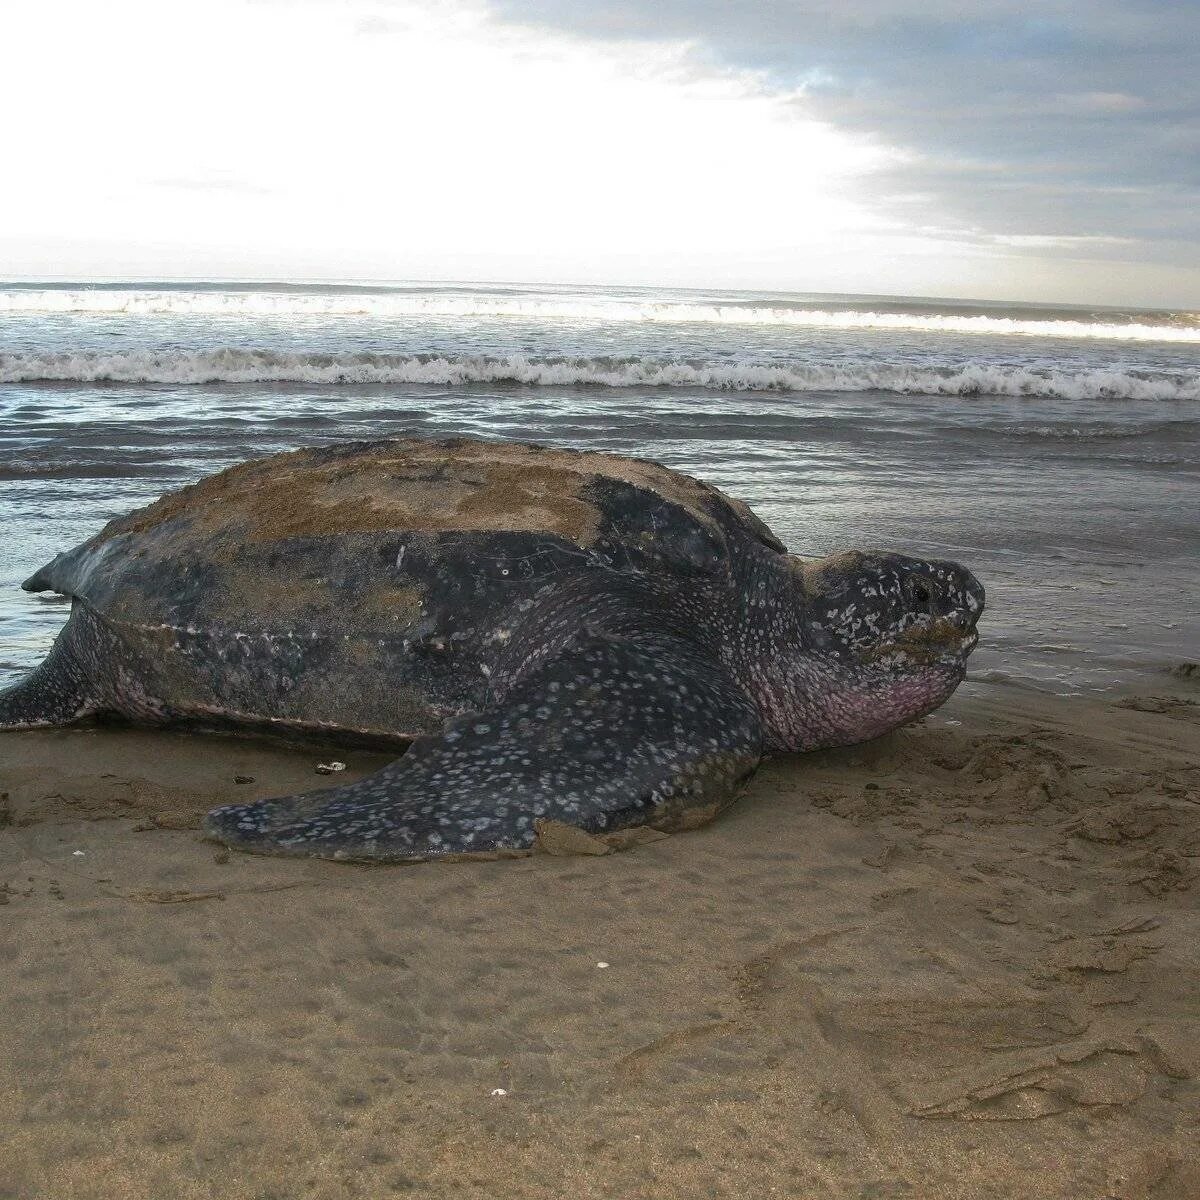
<box><xmin>1</xmin><ymin>0</ymin><xmax>1196</xmax><ymax>306</ymax></box>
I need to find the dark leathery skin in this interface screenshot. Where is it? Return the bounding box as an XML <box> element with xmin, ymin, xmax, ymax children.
<box><xmin>0</xmin><ymin>437</ymin><xmax>985</xmax><ymax>861</ymax></box>
<box><xmin>203</xmin><ymin>631</ymin><xmax>763</xmax><ymax>862</ymax></box>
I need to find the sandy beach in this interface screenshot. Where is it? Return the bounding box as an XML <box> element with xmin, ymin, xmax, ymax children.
<box><xmin>3</xmin><ymin>0</ymin><xmax>1198</xmax><ymax>1189</ymax></box>
<box><xmin>1</xmin><ymin>675</ymin><xmax>1196</xmax><ymax>1199</ymax></box>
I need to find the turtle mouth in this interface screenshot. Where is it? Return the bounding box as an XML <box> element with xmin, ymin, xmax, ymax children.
<box><xmin>859</xmin><ymin>617</ymin><xmax>979</xmax><ymax>668</ymax></box>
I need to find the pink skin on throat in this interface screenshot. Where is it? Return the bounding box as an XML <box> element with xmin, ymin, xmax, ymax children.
<box><xmin>742</xmin><ymin>653</ymin><xmax>968</xmax><ymax>753</ymax></box>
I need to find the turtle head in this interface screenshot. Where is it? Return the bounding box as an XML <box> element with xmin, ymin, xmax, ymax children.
<box><xmin>746</xmin><ymin>550</ymin><xmax>984</xmax><ymax>751</ymax></box>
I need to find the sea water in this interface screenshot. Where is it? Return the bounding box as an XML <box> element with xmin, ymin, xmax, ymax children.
<box><xmin>1</xmin><ymin>280</ymin><xmax>1197</xmax><ymax>694</ymax></box>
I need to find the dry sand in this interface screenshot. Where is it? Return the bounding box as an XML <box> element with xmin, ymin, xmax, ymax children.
<box><xmin>1</xmin><ymin>677</ymin><xmax>1198</xmax><ymax>1199</ymax></box>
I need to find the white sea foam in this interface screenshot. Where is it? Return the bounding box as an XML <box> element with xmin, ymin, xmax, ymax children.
<box><xmin>1</xmin><ymin>288</ymin><xmax>1197</xmax><ymax>343</ymax></box>
<box><xmin>3</xmin><ymin>349</ymin><xmax>1197</xmax><ymax>400</ymax></box>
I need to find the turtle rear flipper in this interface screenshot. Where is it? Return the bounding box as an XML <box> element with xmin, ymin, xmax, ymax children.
<box><xmin>0</xmin><ymin>608</ymin><xmax>105</xmax><ymax>729</ymax></box>
<box><xmin>0</xmin><ymin>657</ymin><xmax>97</xmax><ymax>729</ymax></box>
<box><xmin>202</xmin><ymin>633</ymin><xmax>764</xmax><ymax>862</ymax></box>
<box><xmin>0</xmin><ymin>603</ymin><xmax>172</xmax><ymax>730</ymax></box>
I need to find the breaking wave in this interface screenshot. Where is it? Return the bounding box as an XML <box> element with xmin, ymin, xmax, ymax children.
<box><xmin>1</xmin><ymin>288</ymin><xmax>1198</xmax><ymax>343</ymax></box>
<box><xmin>3</xmin><ymin>349</ymin><xmax>1197</xmax><ymax>400</ymax></box>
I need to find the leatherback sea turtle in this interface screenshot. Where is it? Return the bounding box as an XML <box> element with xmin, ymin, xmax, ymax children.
<box><xmin>0</xmin><ymin>437</ymin><xmax>983</xmax><ymax>861</ymax></box>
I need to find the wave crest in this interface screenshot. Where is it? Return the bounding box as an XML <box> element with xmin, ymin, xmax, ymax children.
<box><xmin>2</xmin><ymin>349</ymin><xmax>1197</xmax><ymax>400</ymax></box>
<box><xmin>1</xmin><ymin>288</ymin><xmax>1197</xmax><ymax>342</ymax></box>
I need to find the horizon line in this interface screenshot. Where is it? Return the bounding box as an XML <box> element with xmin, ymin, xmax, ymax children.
<box><xmin>0</xmin><ymin>274</ymin><xmax>1193</xmax><ymax>316</ymax></box>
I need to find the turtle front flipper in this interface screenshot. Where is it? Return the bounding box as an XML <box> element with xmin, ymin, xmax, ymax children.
<box><xmin>203</xmin><ymin>633</ymin><xmax>764</xmax><ymax>862</ymax></box>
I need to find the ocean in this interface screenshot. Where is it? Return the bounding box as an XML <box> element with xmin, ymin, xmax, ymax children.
<box><xmin>1</xmin><ymin>279</ymin><xmax>1196</xmax><ymax>695</ymax></box>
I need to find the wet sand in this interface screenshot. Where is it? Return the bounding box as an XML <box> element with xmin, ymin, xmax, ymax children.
<box><xmin>1</xmin><ymin>678</ymin><xmax>1198</xmax><ymax>1199</ymax></box>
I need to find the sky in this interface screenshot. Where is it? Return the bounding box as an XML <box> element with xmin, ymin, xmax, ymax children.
<box><xmin>1</xmin><ymin>0</ymin><xmax>1196</xmax><ymax>306</ymax></box>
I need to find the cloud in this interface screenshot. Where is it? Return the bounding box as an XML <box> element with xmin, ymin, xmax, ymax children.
<box><xmin>490</xmin><ymin>1</ymin><xmax>1200</xmax><ymax>265</ymax></box>
<box><xmin>3</xmin><ymin>0</ymin><xmax>1193</xmax><ymax>302</ymax></box>
<box><xmin>1055</xmin><ymin>91</ymin><xmax>1147</xmax><ymax>114</ymax></box>
<box><xmin>152</xmin><ymin>176</ymin><xmax>276</xmax><ymax>197</ymax></box>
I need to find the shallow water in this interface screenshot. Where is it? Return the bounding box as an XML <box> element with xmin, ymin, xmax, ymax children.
<box><xmin>1</xmin><ymin>280</ymin><xmax>1197</xmax><ymax>693</ymax></box>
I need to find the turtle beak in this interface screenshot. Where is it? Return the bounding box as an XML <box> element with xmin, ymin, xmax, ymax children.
<box><xmin>946</xmin><ymin>566</ymin><xmax>984</xmax><ymax>639</ymax></box>
<box><xmin>964</xmin><ymin>571</ymin><xmax>985</xmax><ymax>624</ymax></box>
<box><xmin>951</xmin><ymin>569</ymin><xmax>983</xmax><ymax>659</ymax></box>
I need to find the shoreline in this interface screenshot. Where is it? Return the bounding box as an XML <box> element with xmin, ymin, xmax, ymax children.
<box><xmin>1</xmin><ymin>678</ymin><xmax>1198</xmax><ymax>1198</ymax></box>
